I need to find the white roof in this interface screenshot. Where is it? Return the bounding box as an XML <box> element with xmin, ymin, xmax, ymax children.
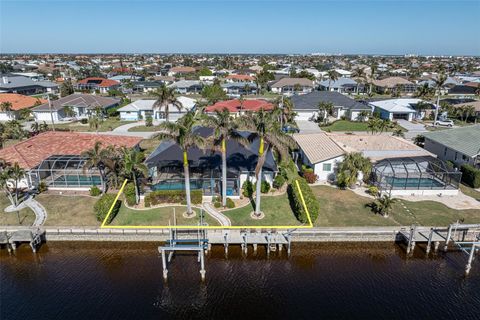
<box><xmin>335</xmin><ymin>69</ymin><xmax>352</xmax><ymax>76</ymax></box>
<box><xmin>369</xmin><ymin>98</ymin><xmax>422</xmax><ymax>113</ymax></box>
<box><xmin>118</xmin><ymin>96</ymin><xmax>196</xmax><ymax>112</ymax></box>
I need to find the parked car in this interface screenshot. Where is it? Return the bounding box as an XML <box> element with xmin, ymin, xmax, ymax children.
<box><xmin>434</xmin><ymin>119</ymin><xmax>454</xmax><ymax>127</ymax></box>
<box><xmin>282</xmin><ymin>125</ymin><xmax>300</xmax><ymax>133</ymax></box>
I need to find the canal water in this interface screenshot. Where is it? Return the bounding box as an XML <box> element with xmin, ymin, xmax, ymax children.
<box><xmin>1</xmin><ymin>242</ymin><xmax>479</xmax><ymax>320</ymax></box>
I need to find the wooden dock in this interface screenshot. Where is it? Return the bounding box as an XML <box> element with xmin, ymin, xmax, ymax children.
<box><xmin>5</xmin><ymin>229</ymin><xmax>43</xmax><ymax>252</ymax></box>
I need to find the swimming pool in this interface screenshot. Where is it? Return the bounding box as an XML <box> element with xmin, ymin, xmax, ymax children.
<box><xmin>385</xmin><ymin>177</ymin><xmax>446</xmax><ymax>189</ymax></box>
<box><xmin>53</xmin><ymin>175</ymin><xmax>102</xmax><ymax>186</ymax></box>
<box><xmin>151</xmin><ymin>179</ymin><xmax>237</xmax><ymax>196</ymax></box>
<box><xmin>151</xmin><ymin>180</ymin><xmax>203</xmax><ymax>191</ymax></box>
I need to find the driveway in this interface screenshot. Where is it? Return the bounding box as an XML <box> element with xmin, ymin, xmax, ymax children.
<box><xmin>396</xmin><ymin>119</ymin><xmax>427</xmax><ymax>140</ymax></box>
<box><xmin>296</xmin><ymin>120</ymin><xmax>322</xmax><ymax>133</ymax></box>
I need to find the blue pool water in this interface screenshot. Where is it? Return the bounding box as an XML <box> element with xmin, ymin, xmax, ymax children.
<box><xmin>386</xmin><ymin>177</ymin><xmax>445</xmax><ymax>189</ymax></box>
<box><xmin>54</xmin><ymin>175</ymin><xmax>102</xmax><ymax>186</ymax></box>
<box><xmin>151</xmin><ymin>180</ymin><xmax>236</xmax><ymax>195</ymax></box>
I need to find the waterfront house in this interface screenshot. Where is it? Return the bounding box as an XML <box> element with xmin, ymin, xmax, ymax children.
<box><xmin>271</xmin><ymin>78</ymin><xmax>314</xmax><ymax>95</ymax></box>
<box><xmin>318</xmin><ymin>78</ymin><xmax>360</xmax><ymax>94</ymax></box>
<box><xmin>31</xmin><ymin>94</ymin><xmax>120</xmax><ymax>122</ymax></box>
<box><xmin>0</xmin><ymin>74</ymin><xmax>58</xmax><ymax>95</ymax></box>
<box><xmin>75</xmin><ymin>77</ymin><xmax>121</xmax><ymax>94</ymax></box>
<box><xmin>0</xmin><ymin>131</ymin><xmax>141</xmax><ymax>190</ymax></box>
<box><xmin>205</xmin><ymin>99</ymin><xmax>274</xmax><ymax>116</ymax></box>
<box><xmin>169</xmin><ymin>80</ymin><xmax>203</xmax><ymax>94</ymax></box>
<box><xmin>118</xmin><ymin>96</ymin><xmax>196</xmax><ymax>121</ymax></box>
<box><xmin>145</xmin><ymin>127</ymin><xmax>277</xmax><ymax>198</ymax></box>
<box><xmin>291</xmin><ymin>91</ymin><xmax>371</xmax><ymax>121</ymax></box>
<box><xmin>368</xmin><ymin>98</ymin><xmax>432</xmax><ymax>121</ymax></box>
<box><xmin>0</xmin><ymin>93</ymin><xmax>46</xmax><ymax>121</ymax></box>
<box><xmin>423</xmin><ymin>125</ymin><xmax>480</xmax><ymax>168</ymax></box>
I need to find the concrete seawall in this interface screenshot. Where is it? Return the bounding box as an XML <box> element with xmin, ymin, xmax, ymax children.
<box><xmin>0</xmin><ymin>226</ymin><xmax>409</xmax><ymax>242</ymax></box>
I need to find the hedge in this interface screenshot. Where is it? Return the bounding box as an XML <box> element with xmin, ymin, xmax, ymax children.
<box><xmin>460</xmin><ymin>164</ymin><xmax>480</xmax><ymax>188</ymax></box>
<box><xmin>144</xmin><ymin>189</ymin><xmax>202</xmax><ymax>207</ymax></box>
<box><xmin>124</xmin><ymin>182</ymin><xmax>136</xmax><ymax>206</ymax></box>
<box><xmin>287</xmin><ymin>178</ymin><xmax>319</xmax><ymax>224</ymax></box>
<box><xmin>94</xmin><ymin>193</ymin><xmax>121</xmax><ymax>224</ymax></box>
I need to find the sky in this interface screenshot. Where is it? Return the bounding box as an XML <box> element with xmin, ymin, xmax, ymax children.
<box><xmin>0</xmin><ymin>0</ymin><xmax>479</xmax><ymax>55</ymax></box>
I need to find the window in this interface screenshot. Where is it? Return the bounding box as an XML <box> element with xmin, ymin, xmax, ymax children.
<box><xmin>444</xmin><ymin>147</ymin><xmax>447</xmax><ymax>156</ymax></box>
<box><xmin>323</xmin><ymin>163</ymin><xmax>332</xmax><ymax>171</ymax></box>
<box><xmin>455</xmin><ymin>152</ymin><xmax>458</xmax><ymax>161</ymax></box>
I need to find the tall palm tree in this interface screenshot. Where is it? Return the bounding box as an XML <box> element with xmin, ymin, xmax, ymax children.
<box><xmin>0</xmin><ymin>102</ymin><xmax>13</xmax><ymax>119</ymax></box>
<box><xmin>121</xmin><ymin>147</ymin><xmax>148</xmax><ymax>204</ymax></box>
<box><xmin>351</xmin><ymin>67</ymin><xmax>366</xmax><ymax>94</ymax></box>
<box><xmin>238</xmin><ymin>110</ymin><xmax>295</xmax><ymax>217</ymax></box>
<box><xmin>327</xmin><ymin>70</ymin><xmax>339</xmax><ymax>91</ymax></box>
<box><xmin>433</xmin><ymin>73</ymin><xmax>447</xmax><ymax>126</ymax></box>
<box><xmin>155</xmin><ymin>111</ymin><xmax>205</xmax><ymax>216</ymax></box>
<box><xmin>152</xmin><ymin>84</ymin><xmax>183</xmax><ymax>122</ymax></box>
<box><xmin>318</xmin><ymin>101</ymin><xmax>334</xmax><ymax>125</ymax></box>
<box><xmin>0</xmin><ymin>165</ymin><xmax>23</xmax><ymax>224</ymax></box>
<box><xmin>368</xmin><ymin>63</ymin><xmax>377</xmax><ymax>95</ymax></box>
<box><xmin>415</xmin><ymin>83</ymin><xmax>434</xmax><ymax>100</ymax></box>
<box><xmin>202</xmin><ymin>109</ymin><xmax>246</xmax><ymax>207</ymax></box>
<box><xmin>82</xmin><ymin>141</ymin><xmax>111</xmax><ymax>193</ymax></box>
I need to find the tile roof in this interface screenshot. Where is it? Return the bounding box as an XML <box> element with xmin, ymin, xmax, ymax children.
<box><xmin>293</xmin><ymin>132</ymin><xmax>345</xmax><ymax>163</ymax></box>
<box><xmin>32</xmin><ymin>94</ymin><xmax>120</xmax><ymax>112</ymax></box>
<box><xmin>76</xmin><ymin>77</ymin><xmax>120</xmax><ymax>88</ymax></box>
<box><xmin>454</xmin><ymin>100</ymin><xmax>480</xmax><ymax>112</ymax></box>
<box><xmin>226</xmin><ymin>74</ymin><xmax>255</xmax><ymax>81</ymax></box>
<box><xmin>0</xmin><ymin>93</ymin><xmax>46</xmax><ymax>111</ymax></box>
<box><xmin>205</xmin><ymin>99</ymin><xmax>274</xmax><ymax>113</ymax></box>
<box><xmin>170</xmin><ymin>66</ymin><xmax>196</xmax><ymax>73</ymax></box>
<box><xmin>423</xmin><ymin>125</ymin><xmax>480</xmax><ymax>157</ymax></box>
<box><xmin>373</xmin><ymin>77</ymin><xmax>413</xmax><ymax>88</ymax></box>
<box><xmin>271</xmin><ymin>77</ymin><xmax>314</xmax><ymax>88</ymax></box>
<box><xmin>0</xmin><ymin>132</ymin><xmax>142</xmax><ymax>169</ymax></box>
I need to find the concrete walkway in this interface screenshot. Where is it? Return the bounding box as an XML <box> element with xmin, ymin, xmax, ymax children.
<box><xmin>396</xmin><ymin>119</ymin><xmax>427</xmax><ymax>140</ymax></box>
<box><xmin>5</xmin><ymin>197</ymin><xmax>47</xmax><ymax>227</ymax></box>
<box><xmin>203</xmin><ymin>202</ymin><xmax>232</xmax><ymax>226</ymax></box>
<box><xmin>296</xmin><ymin>120</ymin><xmax>322</xmax><ymax>133</ymax></box>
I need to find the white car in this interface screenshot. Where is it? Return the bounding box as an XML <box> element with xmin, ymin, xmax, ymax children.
<box><xmin>435</xmin><ymin>119</ymin><xmax>454</xmax><ymax>127</ymax></box>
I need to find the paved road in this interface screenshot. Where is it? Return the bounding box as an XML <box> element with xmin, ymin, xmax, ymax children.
<box><xmin>296</xmin><ymin>120</ymin><xmax>322</xmax><ymax>133</ymax></box>
<box><xmin>203</xmin><ymin>202</ymin><xmax>232</xmax><ymax>226</ymax></box>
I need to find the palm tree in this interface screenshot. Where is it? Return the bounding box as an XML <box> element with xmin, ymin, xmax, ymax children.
<box><xmin>82</xmin><ymin>141</ymin><xmax>111</xmax><ymax>193</ymax></box>
<box><xmin>327</xmin><ymin>70</ymin><xmax>339</xmax><ymax>91</ymax></box>
<box><xmin>202</xmin><ymin>109</ymin><xmax>246</xmax><ymax>207</ymax></box>
<box><xmin>318</xmin><ymin>101</ymin><xmax>334</xmax><ymax>125</ymax></box>
<box><xmin>351</xmin><ymin>67</ymin><xmax>366</xmax><ymax>94</ymax></box>
<box><xmin>367</xmin><ymin>117</ymin><xmax>382</xmax><ymax>135</ymax></box>
<box><xmin>376</xmin><ymin>194</ymin><xmax>397</xmax><ymax>218</ymax></box>
<box><xmin>392</xmin><ymin>128</ymin><xmax>405</xmax><ymax>138</ymax></box>
<box><xmin>357</xmin><ymin>110</ymin><xmax>370</xmax><ymax>122</ymax></box>
<box><xmin>152</xmin><ymin>84</ymin><xmax>183</xmax><ymax>122</ymax></box>
<box><xmin>273</xmin><ymin>96</ymin><xmax>295</xmax><ymax>126</ymax></box>
<box><xmin>88</xmin><ymin>113</ymin><xmax>103</xmax><ymax>133</ymax></box>
<box><xmin>121</xmin><ymin>147</ymin><xmax>148</xmax><ymax>204</ymax></box>
<box><xmin>237</xmin><ymin>110</ymin><xmax>295</xmax><ymax>217</ymax></box>
<box><xmin>0</xmin><ymin>166</ymin><xmax>22</xmax><ymax>224</ymax></box>
<box><xmin>337</xmin><ymin>152</ymin><xmax>371</xmax><ymax>188</ymax></box>
<box><xmin>155</xmin><ymin>111</ymin><xmax>205</xmax><ymax>216</ymax></box>
<box><xmin>415</xmin><ymin>83</ymin><xmax>434</xmax><ymax>99</ymax></box>
<box><xmin>368</xmin><ymin>63</ymin><xmax>377</xmax><ymax>95</ymax></box>
<box><xmin>0</xmin><ymin>102</ymin><xmax>13</xmax><ymax>119</ymax></box>
<box><xmin>433</xmin><ymin>73</ymin><xmax>447</xmax><ymax>126</ymax></box>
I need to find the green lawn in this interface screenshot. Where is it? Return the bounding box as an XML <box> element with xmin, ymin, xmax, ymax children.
<box><xmin>460</xmin><ymin>184</ymin><xmax>480</xmax><ymax>201</ymax></box>
<box><xmin>36</xmin><ymin>194</ymin><xmax>99</xmax><ymax>226</ymax></box>
<box><xmin>111</xmin><ymin>203</ymin><xmax>220</xmax><ymax>226</ymax></box>
<box><xmin>312</xmin><ymin>186</ymin><xmax>480</xmax><ymax>227</ymax></box>
<box><xmin>54</xmin><ymin>118</ymin><xmax>130</xmax><ymax>132</ymax></box>
<box><xmin>0</xmin><ymin>194</ymin><xmax>36</xmax><ymax>226</ymax></box>
<box><xmin>128</xmin><ymin>125</ymin><xmax>161</xmax><ymax>132</ymax></box>
<box><xmin>321</xmin><ymin>120</ymin><xmax>405</xmax><ymax>132</ymax></box>
<box><xmin>222</xmin><ymin>194</ymin><xmax>303</xmax><ymax>226</ymax></box>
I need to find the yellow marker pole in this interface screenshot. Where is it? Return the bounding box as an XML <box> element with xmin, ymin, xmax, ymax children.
<box><xmin>101</xmin><ymin>179</ymin><xmax>128</xmax><ymax>227</ymax></box>
<box><xmin>295</xmin><ymin>179</ymin><xmax>313</xmax><ymax>227</ymax></box>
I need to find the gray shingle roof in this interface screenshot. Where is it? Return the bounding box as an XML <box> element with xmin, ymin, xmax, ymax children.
<box><xmin>291</xmin><ymin>91</ymin><xmax>370</xmax><ymax>111</ymax></box>
<box><xmin>423</xmin><ymin>125</ymin><xmax>480</xmax><ymax>157</ymax></box>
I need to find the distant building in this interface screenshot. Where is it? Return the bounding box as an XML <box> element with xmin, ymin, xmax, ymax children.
<box><xmin>0</xmin><ymin>75</ymin><xmax>58</xmax><ymax>95</ymax></box>
<box><xmin>369</xmin><ymin>98</ymin><xmax>431</xmax><ymax>121</ymax></box>
<box><xmin>318</xmin><ymin>78</ymin><xmax>360</xmax><ymax>94</ymax></box>
<box><xmin>221</xmin><ymin>82</ymin><xmax>257</xmax><ymax>97</ymax></box>
<box><xmin>373</xmin><ymin>77</ymin><xmax>417</xmax><ymax>95</ymax></box>
<box><xmin>271</xmin><ymin>78</ymin><xmax>314</xmax><ymax>95</ymax></box>
<box><xmin>118</xmin><ymin>96</ymin><xmax>196</xmax><ymax>121</ymax></box>
<box><xmin>75</xmin><ymin>77</ymin><xmax>121</xmax><ymax>94</ymax></box>
<box><xmin>205</xmin><ymin>99</ymin><xmax>274</xmax><ymax>115</ymax></box>
<box><xmin>169</xmin><ymin>80</ymin><xmax>203</xmax><ymax>94</ymax></box>
<box><xmin>167</xmin><ymin>66</ymin><xmax>196</xmax><ymax>77</ymax></box>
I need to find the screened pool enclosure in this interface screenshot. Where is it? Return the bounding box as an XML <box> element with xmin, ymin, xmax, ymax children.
<box><xmin>30</xmin><ymin>155</ymin><xmax>102</xmax><ymax>188</ymax></box>
<box><xmin>372</xmin><ymin>157</ymin><xmax>461</xmax><ymax>194</ymax></box>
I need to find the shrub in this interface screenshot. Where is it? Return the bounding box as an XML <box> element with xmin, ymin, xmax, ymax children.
<box><xmin>106</xmin><ymin>107</ymin><xmax>119</xmax><ymax>118</ymax></box>
<box><xmin>254</xmin><ymin>180</ymin><xmax>271</xmax><ymax>194</ymax></box>
<box><xmin>273</xmin><ymin>174</ymin><xmax>286</xmax><ymax>189</ymax></box>
<box><xmin>226</xmin><ymin>197</ymin><xmax>235</xmax><ymax>208</ymax></box>
<box><xmin>144</xmin><ymin>189</ymin><xmax>202</xmax><ymax>206</ymax></box>
<box><xmin>302</xmin><ymin>170</ymin><xmax>318</xmax><ymax>184</ymax></box>
<box><xmin>460</xmin><ymin>164</ymin><xmax>480</xmax><ymax>188</ymax></box>
<box><xmin>94</xmin><ymin>194</ymin><xmax>121</xmax><ymax>224</ymax></box>
<box><xmin>37</xmin><ymin>180</ymin><xmax>48</xmax><ymax>193</ymax></box>
<box><xmin>367</xmin><ymin>185</ymin><xmax>379</xmax><ymax>196</ymax></box>
<box><xmin>124</xmin><ymin>182</ymin><xmax>136</xmax><ymax>206</ymax></box>
<box><xmin>145</xmin><ymin>115</ymin><xmax>153</xmax><ymax>127</ymax></box>
<box><xmin>242</xmin><ymin>180</ymin><xmax>254</xmax><ymax>198</ymax></box>
<box><xmin>214</xmin><ymin>201</ymin><xmax>222</xmax><ymax>208</ymax></box>
<box><xmin>89</xmin><ymin>185</ymin><xmax>101</xmax><ymax>197</ymax></box>
<box><xmin>301</xmin><ymin>164</ymin><xmax>313</xmax><ymax>173</ymax></box>
<box><xmin>144</xmin><ymin>196</ymin><xmax>151</xmax><ymax>207</ymax></box>
<box><xmin>288</xmin><ymin>178</ymin><xmax>319</xmax><ymax>223</ymax></box>
<box><xmin>80</xmin><ymin>118</ymin><xmax>88</xmax><ymax>124</ymax></box>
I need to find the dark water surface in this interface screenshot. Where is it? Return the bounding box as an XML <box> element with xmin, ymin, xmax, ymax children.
<box><xmin>1</xmin><ymin>242</ymin><xmax>479</xmax><ymax>320</ymax></box>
